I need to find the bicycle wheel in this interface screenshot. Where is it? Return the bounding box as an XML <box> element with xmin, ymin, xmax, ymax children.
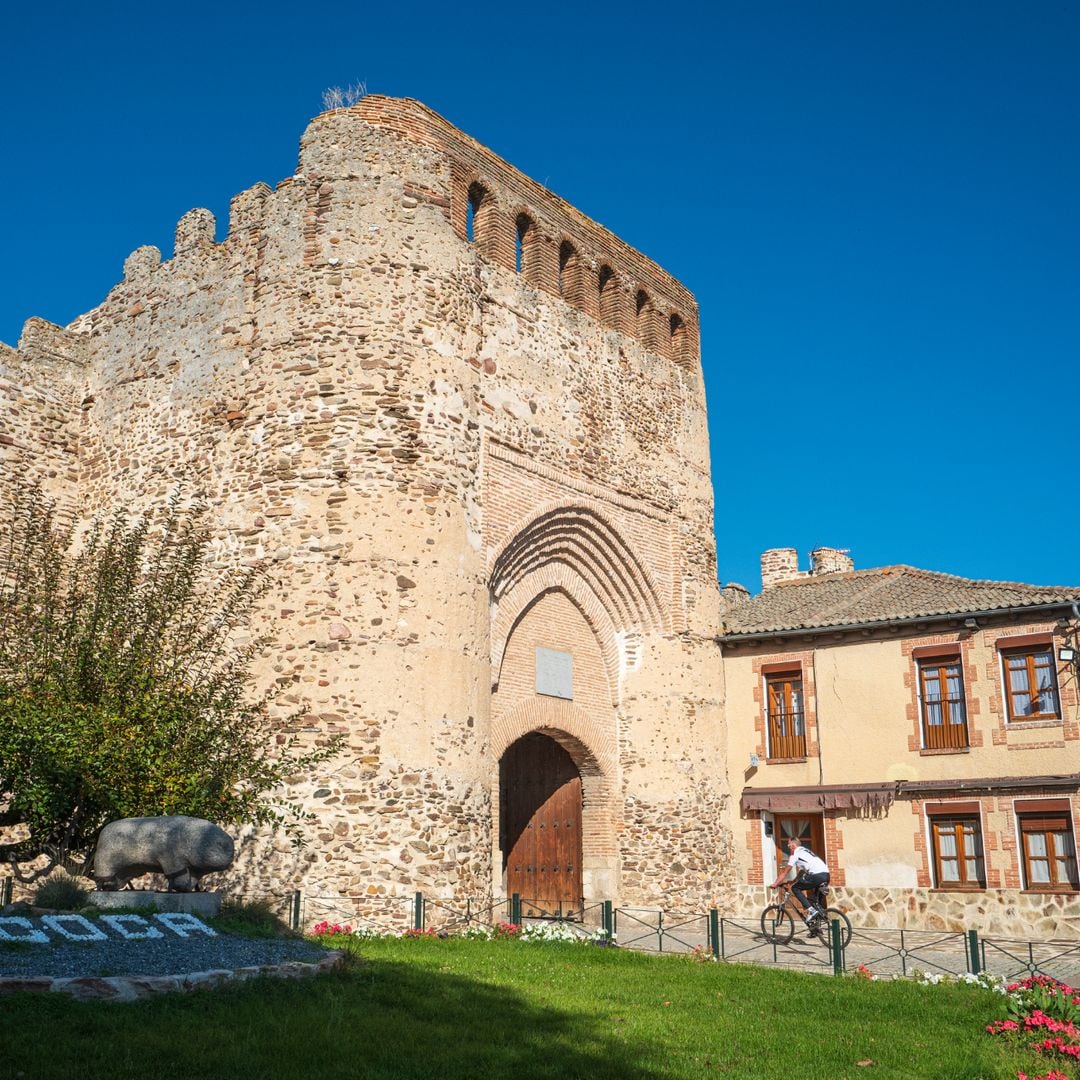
<box><xmin>760</xmin><ymin>904</ymin><xmax>794</xmax><ymax>944</ymax></box>
<box><xmin>820</xmin><ymin>908</ymin><xmax>852</xmax><ymax>948</ymax></box>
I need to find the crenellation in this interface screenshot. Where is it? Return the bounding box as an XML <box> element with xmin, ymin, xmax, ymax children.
<box><xmin>174</xmin><ymin>207</ymin><xmax>217</xmax><ymax>255</ymax></box>
<box><xmin>123</xmin><ymin>245</ymin><xmax>162</xmax><ymax>282</ymax></box>
<box><xmin>1</xmin><ymin>97</ymin><xmax>731</xmax><ymax>916</ymax></box>
<box><xmin>228</xmin><ymin>182</ymin><xmax>272</xmax><ymax>237</ymax></box>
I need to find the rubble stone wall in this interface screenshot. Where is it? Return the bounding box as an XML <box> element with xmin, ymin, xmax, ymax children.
<box><xmin>0</xmin><ymin>97</ymin><xmax>732</xmax><ymax>915</ymax></box>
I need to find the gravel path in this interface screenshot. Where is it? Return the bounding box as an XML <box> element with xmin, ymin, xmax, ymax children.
<box><xmin>0</xmin><ymin>928</ymin><xmax>328</xmax><ymax>980</ymax></box>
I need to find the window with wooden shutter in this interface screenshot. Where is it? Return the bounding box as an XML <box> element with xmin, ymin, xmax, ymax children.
<box><xmin>930</xmin><ymin>815</ymin><xmax>985</xmax><ymax>888</ymax></box>
<box><xmin>1002</xmin><ymin>647</ymin><xmax>1061</xmax><ymax>721</ymax></box>
<box><xmin>1018</xmin><ymin>811</ymin><xmax>1078</xmax><ymax>891</ymax></box>
<box><xmin>918</xmin><ymin>657</ymin><xmax>969</xmax><ymax>749</ymax></box>
<box><xmin>765</xmin><ymin>671</ymin><xmax>806</xmax><ymax>759</ymax></box>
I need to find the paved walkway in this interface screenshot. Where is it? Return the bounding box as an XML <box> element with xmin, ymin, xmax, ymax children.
<box><xmin>609</xmin><ymin>909</ymin><xmax>1080</xmax><ymax>985</ymax></box>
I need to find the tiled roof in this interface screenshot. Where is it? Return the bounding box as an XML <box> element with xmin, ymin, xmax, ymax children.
<box><xmin>721</xmin><ymin>565</ymin><xmax>1080</xmax><ymax>638</ymax></box>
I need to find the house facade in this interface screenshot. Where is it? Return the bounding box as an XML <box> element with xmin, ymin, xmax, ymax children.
<box><xmin>721</xmin><ymin>547</ymin><xmax>1080</xmax><ymax>939</ymax></box>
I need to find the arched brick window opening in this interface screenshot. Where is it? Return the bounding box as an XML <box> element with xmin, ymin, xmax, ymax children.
<box><xmin>598</xmin><ymin>265</ymin><xmax>620</xmax><ymax>329</ymax></box>
<box><xmin>670</xmin><ymin>313</ymin><xmax>690</xmax><ymax>367</ymax></box>
<box><xmin>516</xmin><ymin>213</ymin><xmax>538</xmax><ymax>281</ymax></box>
<box><xmin>467</xmin><ymin>182</ymin><xmax>491</xmax><ymax>249</ymax></box>
<box><xmin>558</xmin><ymin>241</ymin><xmax>582</xmax><ymax>306</ymax></box>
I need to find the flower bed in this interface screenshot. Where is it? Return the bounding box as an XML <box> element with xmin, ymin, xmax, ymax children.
<box><xmin>984</xmin><ymin>975</ymin><xmax>1080</xmax><ymax>1079</ymax></box>
<box><xmin>310</xmin><ymin>919</ymin><xmax>614</xmax><ymax>945</ymax></box>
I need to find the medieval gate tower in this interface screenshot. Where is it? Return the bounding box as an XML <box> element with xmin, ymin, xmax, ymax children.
<box><xmin>0</xmin><ymin>98</ymin><xmax>733</xmax><ymax>916</ymax></box>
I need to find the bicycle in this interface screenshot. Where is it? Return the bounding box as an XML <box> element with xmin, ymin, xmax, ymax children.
<box><xmin>760</xmin><ymin>880</ymin><xmax>852</xmax><ymax>947</ymax></box>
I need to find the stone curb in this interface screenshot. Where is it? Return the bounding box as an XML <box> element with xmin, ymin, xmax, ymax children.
<box><xmin>0</xmin><ymin>949</ymin><xmax>345</xmax><ymax>1002</ymax></box>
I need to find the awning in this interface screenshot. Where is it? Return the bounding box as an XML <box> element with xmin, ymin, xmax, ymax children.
<box><xmin>740</xmin><ymin>783</ymin><xmax>895</xmax><ymax>815</ymax></box>
<box><xmin>740</xmin><ymin>774</ymin><xmax>1080</xmax><ymax>816</ymax></box>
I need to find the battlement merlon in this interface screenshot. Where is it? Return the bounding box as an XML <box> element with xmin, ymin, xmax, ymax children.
<box><xmin>299</xmin><ymin>96</ymin><xmax>700</xmax><ymax>344</ymax></box>
<box><xmin>12</xmin><ymin>318</ymin><xmax>88</xmax><ymax>382</ymax></box>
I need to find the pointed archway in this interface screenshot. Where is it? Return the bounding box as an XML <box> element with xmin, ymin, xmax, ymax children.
<box><xmin>500</xmin><ymin>731</ymin><xmax>583</xmax><ymax>916</ymax></box>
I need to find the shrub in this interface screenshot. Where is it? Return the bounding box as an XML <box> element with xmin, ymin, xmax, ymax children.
<box><xmin>33</xmin><ymin>871</ymin><xmax>91</xmax><ymax>911</ymax></box>
<box><xmin>213</xmin><ymin>897</ymin><xmax>292</xmax><ymax>939</ymax></box>
<box><xmin>0</xmin><ymin>484</ymin><xmax>342</xmax><ymax>883</ymax></box>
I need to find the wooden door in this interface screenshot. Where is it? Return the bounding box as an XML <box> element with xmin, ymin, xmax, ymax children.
<box><xmin>501</xmin><ymin>732</ymin><xmax>583</xmax><ymax>916</ymax></box>
<box><xmin>773</xmin><ymin>813</ymin><xmax>825</xmax><ymax>876</ymax></box>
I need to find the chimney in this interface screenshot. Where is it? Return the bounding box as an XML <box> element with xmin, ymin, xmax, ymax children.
<box><xmin>760</xmin><ymin>548</ymin><xmax>802</xmax><ymax>589</ymax></box>
<box><xmin>810</xmin><ymin>547</ymin><xmax>854</xmax><ymax>576</ymax></box>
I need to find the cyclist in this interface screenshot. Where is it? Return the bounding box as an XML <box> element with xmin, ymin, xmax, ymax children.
<box><xmin>770</xmin><ymin>836</ymin><xmax>830</xmax><ymax>935</ymax></box>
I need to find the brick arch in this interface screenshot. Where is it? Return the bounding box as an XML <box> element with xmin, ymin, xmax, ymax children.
<box><xmin>491</xmin><ymin>696</ymin><xmax>615</xmax><ymax>775</ymax></box>
<box><xmin>489</xmin><ymin>501</ymin><xmax>666</xmax><ymax>634</ymax></box>
<box><xmin>492</xmin><ymin>577</ymin><xmax>620</xmax><ymax>706</ymax></box>
<box><xmin>490</xmin><ymin>697</ymin><xmax>619</xmax><ymax>904</ymax></box>
<box><xmin>513</xmin><ymin>209</ymin><xmax>543</xmax><ymax>286</ymax></box>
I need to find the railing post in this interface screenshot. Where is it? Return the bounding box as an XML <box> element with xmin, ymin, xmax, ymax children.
<box><xmin>967</xmin><ymin>929</ymin><xmax>981</xmax><ymax>975</ymax></box>
<box><xmin>602</xmin><ymin>900</ymin><xmax>613</xmax><ymax>939</ymax></box>
<box><xmin>0</xmin><ymin>876</ymin><xmax>12</xmax><ymax>909</ymax></box>
<box><xmin>414</xmin><ymin>891</ymin><xmax>424</xmax><ymax>931</ymax></box>
<box><xmin>709</xmin><ymin>909</ymin><xmax>720</xmax><ymax>960</ymax></box>
<box><xmin>290</xmin><ymin>889</ymin><xmax>302</xmax><ymax>931</ymax></box>
<box><xmin>831</xmin><ymin>918</ymin><xmax>843</xmax><ymax>976</ymax></box>
<box><xmin>511</xmin><ymin>892</ymin><xmax>522</xmax><ymax>925</ymax></box>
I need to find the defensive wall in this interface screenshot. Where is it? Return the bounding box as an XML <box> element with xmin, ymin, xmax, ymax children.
<box><xmin>0</xmin><ymin>97</ymin><xmax>733</xmax><ymax>915</ymax></box>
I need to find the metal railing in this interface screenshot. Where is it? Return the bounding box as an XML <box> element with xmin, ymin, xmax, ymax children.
<box><xmin>275</xmin><ymin>887</ymin><xmax>1080</xmax><ymax>983</ymax></box>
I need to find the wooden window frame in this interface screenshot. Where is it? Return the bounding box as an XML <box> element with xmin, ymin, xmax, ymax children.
<box><xmin>765</xmin><ymin>670</ymin><xmax>806</xmax><ymax>760</ymax></box>
<box><xmin>1017</xmin><ymin>809</ymin><xmax>1079</xmax><ymax>892</ymax></box>
<box><xmin>1001</xmin><ymin>646</ymin><xmax>1061</xmax><ymax>723</ymax></box>
<box><xmin>929</xmin><ymin>813</ymin><xmax>986</xmax><ymax>890</ymax></box>
<box><xmin>917</xmin><ymin>655</ymin><xmax>969</xmax><ymax>750</ymax></box>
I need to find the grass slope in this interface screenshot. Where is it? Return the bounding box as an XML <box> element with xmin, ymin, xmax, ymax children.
<box><xmin>0</xmin><ymin>938</ymin><xmax>1037</xmax><ymax>1079</ymax></box>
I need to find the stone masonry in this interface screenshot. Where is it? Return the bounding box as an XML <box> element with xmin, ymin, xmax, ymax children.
<box><xmin>0</xmin><ymin>97</ymin><xmax>733</xmax><ymax>918</ymax></box>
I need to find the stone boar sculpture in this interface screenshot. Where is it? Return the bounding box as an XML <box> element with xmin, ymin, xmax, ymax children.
<box><xmin>92</xmin><ymin>815</ymin><xmax>235</xmax><ymax>892</ymax></box>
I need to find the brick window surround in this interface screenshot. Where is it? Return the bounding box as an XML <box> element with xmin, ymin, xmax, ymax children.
<box><xmin>765</xmin><ymin>670</ymin><xmax>806</xmax><ymax>760</ymax></box>
<box><xmin>1000</xmin><ymin>641</ymin><xmax>1061</xmax><ymax>723</ymax></box>
<box><xmin>904</xmin><ymin>638</ymin><xmax>982</xmax><ymax>755</ymax></box>
<box><xmin>917</xmin><ymin>655</ymin><xmax>969</xmax><ymax>750</ymax></box>
<box><xmin>751</xmin><ymin>655</ymin><xmax>817</xmax><ymax>763</ymax></box>
<box><xmin>1015</xmin><ymin>799</ymin><xmax>1079</xmax><ymax>892</ymax></box>
<box><xmin>927</xmin><ymin>802</ymin><xmax>986</xmax><ymax>889</ymax></box>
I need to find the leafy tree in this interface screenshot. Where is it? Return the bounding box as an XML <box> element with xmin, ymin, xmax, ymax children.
<box><xmin>0</xmin><ymin>485</ymin><xmax>341</xmax><ymax>882</ymax></box>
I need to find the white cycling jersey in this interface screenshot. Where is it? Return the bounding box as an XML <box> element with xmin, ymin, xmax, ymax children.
<box><xmin>787</xmin><ymin>846</ymin><xmax>828</xmax><ymax>876</ymax></box>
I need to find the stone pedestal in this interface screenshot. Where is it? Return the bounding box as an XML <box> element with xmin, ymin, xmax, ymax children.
<box><xmin>88</xmin><ymin>891</ymin><xmax>222</xmax><ymax>917</ymax></box>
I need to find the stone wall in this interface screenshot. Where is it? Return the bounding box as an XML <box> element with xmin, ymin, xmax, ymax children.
<box><xmin>0</xmin><ymin>97</ymin><xmax>732</xmax><ymax>915</ymax></box>
<box><xmin>736</xmin><ymin>884</ymin><xmax>1080</xmax><ymax>940</ymax></box>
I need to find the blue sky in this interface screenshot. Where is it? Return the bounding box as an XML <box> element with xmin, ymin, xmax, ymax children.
<box><xmin>2</xmin><ymin>2</ymin><xmax>1077</xmax><ymax>592</ymax></box>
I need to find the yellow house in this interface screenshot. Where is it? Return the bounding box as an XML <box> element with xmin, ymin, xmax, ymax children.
<box><xmin>720</xmin><ymin>547</ymin><xmax>1080</xmax><ymax>939</ymax></box>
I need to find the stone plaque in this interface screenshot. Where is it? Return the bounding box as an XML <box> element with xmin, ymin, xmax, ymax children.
<box><xmin>536</xmin><ymin>647</ymin><xmax>573</xmax><ymax>700</ymax></box>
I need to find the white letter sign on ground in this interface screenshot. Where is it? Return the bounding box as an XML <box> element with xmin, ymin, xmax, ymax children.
<box><xmin>0</xmin><ymin>917</ymin><xmax>50</xmax><ymax>944</ymax></box>
<box><xmin>99</xmin><ymin>914</ymin><xmax>165</xmax><ymax>940</ymax></box>
<box><xmin>0</xmin><ymin>912</ymin><xmax>218</xmax><ymax>945</ymax></box>
<box><xmin>153</xmin><ymin>912</ymin><xmax>217</xmax><ymax>938</ymax></box>
<box><xmin>40</xmin><ymin>915</ymin><xmax>109</xmax><ymax>942</ymax></box>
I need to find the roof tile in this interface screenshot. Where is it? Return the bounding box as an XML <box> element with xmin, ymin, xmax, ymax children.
<box><xmin>721</xmin><ymin>565</ymin><xmax>1080</xmax><ymax>637</ymax></box>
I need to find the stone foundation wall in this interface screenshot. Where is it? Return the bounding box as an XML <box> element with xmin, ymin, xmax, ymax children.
<box><xmin>735</xmin><ymin>885</ymin><xmax>1080</xmax><ymax>940</ymax></box>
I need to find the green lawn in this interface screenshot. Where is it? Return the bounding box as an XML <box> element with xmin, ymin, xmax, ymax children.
<box><xmin>0</xmin><ymin>937</ymin><xmax>1041</xmax><ymax>1079</ymax></box>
